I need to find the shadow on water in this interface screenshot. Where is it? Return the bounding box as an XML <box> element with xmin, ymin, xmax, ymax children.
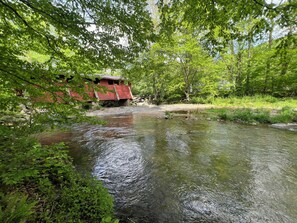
<box><xmin>43</xmin><ymin>112</ymin><xmax>297</xmax><ymax>223</ymax></box>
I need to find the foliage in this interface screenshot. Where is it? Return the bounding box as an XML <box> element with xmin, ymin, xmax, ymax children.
<box><xmin>1</xmin><ymin>2</ymin><xmax>154</xmax><ymax>221</ymax></box>
<box><xmin>164</xmin><ymin>111</ymin><xmax>173</xmax><ymax>119</ymax></box>
<box><xmin>0</xmin><ymin>0</ymin><xmax>154</xmax><ymax>125</ymax></box>
<box><xmin>0</xmin><ymin>193</ymin><xmax>36</xmax><ymax>223</ymax></box>
<box><xmin>167</xmin><ymin>34</ymin><xmax>221</xmax><ymax>100</ymax></box>
<box><xmin>129</xmin><ymin>1</ymin><xmax>296</xmax><ymax>101</ymax></box>
<box><xmin>210</xmin><ymin>95</ymin><xmax>297</xmax><ymax>109</ymax></box>
<box><xmin>126</xmin><ymin>33</ymin><xmax>219</xmax><ymax>103</ymax></box>
<box><xmin>1</xmin><ymin>0</ymin><xmax>296</xmax><ymax>220</ymax></box>
<box><xmin>158</xmin><ymin>0</ymin><xmax>296</xmax><ymax>51</ymax></box>
<box><xmin>271</xmin><ymin>106</ymin><xmax>297</xmax><ymax>123</ymax></box>
<box><xmin>0</xmin><ymin>131</ymin><xmax>116</xmax><ymax>222</ymax></box>
<box><xmin>207</xmin><ymin>107</ymin><xmax>297</xmax><ymax>124</ymax></box>
<box><xmin>126</xmin><ymin>42</ymin><xmax>177</xmax><ymax>104</ymax></box>
<box><xmin>190</xmin><ymin>96</ymin><xmax>214</xmax><ymax>104</ymax></box>
<box><xmin>218</xmin><ymin>33</ymin><xmax>297</xmax><ymax>97</ymax></box>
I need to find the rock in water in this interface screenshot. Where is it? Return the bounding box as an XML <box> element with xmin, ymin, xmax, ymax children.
<box><xmin>270</xmin><ymin>123</ymin><xmax>297</xmax><ymax>132</ymax></box>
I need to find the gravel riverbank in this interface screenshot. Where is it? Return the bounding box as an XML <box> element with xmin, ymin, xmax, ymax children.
<box><xmin>86</xmin><ymin>104</ymin><xmax>216</xmax><ymax>117</ymax></box>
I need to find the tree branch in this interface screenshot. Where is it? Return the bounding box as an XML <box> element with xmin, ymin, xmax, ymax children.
<box><xmin>0</xmin><ymin>0</ymin><xmax>30</xmax><ymax>27</ymax></box>
<box><xmin>19</xmin><ymin>0</ymin><xmax>70</xmax><ymax>28</ymax></box>
<box><xmin>0</xmin><ymin>0</ymin><xmax>61</xmax><ymax>55</ymax></box>
<box><xmin>0</xmin><ymin>68</ymin><xmax>68</xmax><ymax>103</ymax></box>
<box><xmin>253</xmin><ymin>0</ymin><xmax>292</xmax><ymax>24</ymax></box>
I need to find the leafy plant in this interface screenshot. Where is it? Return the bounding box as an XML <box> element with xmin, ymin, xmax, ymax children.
<box><xmin>191</xmin><ymin>96</ymin><xmax>214</xmax><ymax>104</ymax></box>
<box><xmin>0</xmin><ymin>134</ymin><xmax>116</xmax><ymax>222</ymax></box>
<box><xmin>271</xmin><ymin>107</ymin><xmax>297</xmax><ymax>123</ymax></box>
<box><xmin>165</xmin><ymin>111</ymin><xmax>173</xmax><ymax>119</ymax></box>
<box><xmin>209</xmin><ymin>107</ymin><xmax>297</xmax><ymax>124</ymax></box>
<box><xmin>0</xmin><ymin>193</ymin><xmax>36</xmax><ymax>223</ymax></box>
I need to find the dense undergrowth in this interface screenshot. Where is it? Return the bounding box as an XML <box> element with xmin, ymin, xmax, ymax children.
<box><xmin>207</xmin><ymin>106</ymin><xmax>297</xmax><ymax>124</ymax></box>
<box><xmin>0</xmin><ymin>126</ymin><xmax>117</xmax><ymax>223</ymax></box>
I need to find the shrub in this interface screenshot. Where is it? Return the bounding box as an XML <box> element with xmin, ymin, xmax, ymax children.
<box><xmin>0</xmin><ymin>193</ymin><xmax>36</xmax><ymax>223</ymax></box>
<box><xmin>209</xmin><ymin>107</ymin><xmax>296</xmax><ymax>125</ymax></box>
<box><xmin>0</xmin><ymin>135</ymin><xmax>116</xmax><ymax>223</ymax></box>
<box><xmin>190</xmin><ymin>97</ymin><xmax>213</xmax><ymax>104</ymax></box>
<box><xmin>226</xmin><ymin>109</ymin><xmax>254</xmax><ymax>123</ymax></box>
<box><xmin>263</xmin><ymin>95</ymin><xmax>278</xmax><ymax>103</ymax></box>
<box><xmin>217</xmin><ymin>109</ymin><xmax>228</xmax><ymax>120</ymax></box>
<box><xmin>253</xmin><ymin>110</ymin><xmax>271</xmax><ymax>123</ymax></box>
<box><xmin>271</xmin><ymin>107</ymin><xmax>297</xmax><ymax>123</ymax></box>
<box><xmin>165</xmin><ymin>94</ymin><xmax>183</xmax><ymax>103</ymax></box>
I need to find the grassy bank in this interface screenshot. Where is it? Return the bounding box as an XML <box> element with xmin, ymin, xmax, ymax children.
<box><xmin>191</xmin><ymin>95</ymin><xmax>297</xmax><ymax>109</ymax></box>
<box><xmin>207</xmin><ymin>107</ymin><xmax>297</xmax><ymax>124</ymax></box>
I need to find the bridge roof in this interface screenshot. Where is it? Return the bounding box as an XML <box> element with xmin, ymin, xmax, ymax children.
<box><xmin>93</xmin><ymin>75</ymin><xmax>125</xmax><ymax>81</ymax></box>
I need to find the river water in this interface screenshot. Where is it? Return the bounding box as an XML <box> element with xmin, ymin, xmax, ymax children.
<box><xmin>64</xmin><ymin>113</ymin><xmax>297</xmax><ymax>223</ymax></box>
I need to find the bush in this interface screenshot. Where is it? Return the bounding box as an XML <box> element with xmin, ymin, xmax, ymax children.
<box><xmin>253</xmin><ymin>110</ymin><xmax>271</xmax><ymax>123</ymax></box>
<box><xmin>263</xmin><ymin>95</ymin><xmax>278</xmax><ymax>103</ymax></box>
<box><xmin>0</xmin><ymin>193</ymin><xmax>36</xmax><ymax>223</ymax></box>
<box><xmin>190</xmin><ymin>96</ymin><xmax>214</xmax><ymax>104</ymax></box>
<box><xmin>231</xmin><ymin>109</ymin><xmax>254</xmax><ymax>123</ymax></box>
<box><xmin>0</xmin><ymin>134</ymin><xmax>116</xmax><ymax>223</ymax></box>
<box><xmin>217</xmin><ymin>109</ymin><xmax>228</xmax><ymax>120</ymax></box>
<box><xmin>165</xmin><ymin>94</ymin><xmax>183</xmax><ymax>103</ymax></box>
<box><xmin>210</xmin><ymin>107</ymin><xmax>296</xmax><ymax>124</ymax></box>
<box><xmin>271</xmin><ymin>107</ymin><xmax>297</xmax><ymax>123</ymax></box>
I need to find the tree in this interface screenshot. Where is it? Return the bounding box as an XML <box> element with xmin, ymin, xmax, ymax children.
<box><xmin>167</xmin><ymin>33</ymin><xmax>218</xmax><ymax>100</ymax></box>
<box><xmin>126</xmin><ymin>42</ymin><xmax>176</xmax><ymax>103</ymax></box>
<box><xmin>127</xmin><ymin>32</ymin><xmax>220</xmax><ymax>102</ymax></box>
<box><xmin>0</xmin><ymin>1</ymin><xmax>153</xmax><ymax>221</ymax></box>
<box><xmin>0</xmin><ymin>0</ymin><xmax>153</xmax><ymax>120</ymax></box>
<box><xmin>159</xmin><ymin>0</ymin><xmax>295</xmax><ymax>47</ymax></box>
<box><xmin>158</xmin><ymin>0</ymin><xmax>296</xmax><ymax>96</ymax></box>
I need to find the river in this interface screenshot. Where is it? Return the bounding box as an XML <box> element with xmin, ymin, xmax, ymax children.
<box><xmin>59</xmin><ymin>112</ymin><xmax>297</xmax><ymax>222</ymax></box>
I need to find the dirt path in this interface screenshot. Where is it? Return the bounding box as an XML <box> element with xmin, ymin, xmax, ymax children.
<box><xmin>87</xmin><ymin>104</ymin><xmax>217</xmax><ymax>117</ymax></box>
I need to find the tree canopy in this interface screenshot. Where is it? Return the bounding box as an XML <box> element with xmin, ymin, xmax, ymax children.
<box><xmin>159</xmin><ymin>0</ymin><xmax>296</xmax><ymax>44</ymax></box>
<box><xmin>0</xmin><ymin>0</ymin><xmax>296</xmax><ymax>222</ymax></box>
<box><xmin>126</xmin><ymin>0</ymin><xmax>296</xmax><ymax>102</ymax></box>
<box><xmin>0</xmin><ymin>0</ymin><xmax>154</xmax><ymax>120</ymax></box>
<box><xmin>1</xmin><ymin>1</ymin><xmax>153</xmax><ymax>222</ymax></box>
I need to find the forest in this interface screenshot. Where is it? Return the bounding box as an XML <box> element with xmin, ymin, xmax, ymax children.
<box><xmin>127</xmin><ymin>1</ymin><xmax>296</xmax><ymax>104</ymax></box>
<box><xmin>0</xmin><ymin>0</ymin><xmax>296</xmax><ymax>222</ymax></box>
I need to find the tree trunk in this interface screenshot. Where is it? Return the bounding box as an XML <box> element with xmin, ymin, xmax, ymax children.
<box><xmin>264</xmin><ymin>24</ymin><xmax>273</xmax><ymax>94</ymax></box>
<box><xmin>277</xmin><ymin>26</ymin><xmax>293</xmax><ymax>94</ymax></box>
<box><xmin>235</xmin><ymin>51</ymin><xmax>243</xmax><ymax>96</ymax></box>
<box><xmin>229</xmin><ymin>40</ymin><xmax>236</xmax><ymax>91</ymax></box>
<box><xmin>245</xmin><ymin>34</ymin><xmax>252</xmax><ymax>95</ymax></box>
<box><xmin>152</xmin><ymin>73</ymin><xmax>158</xmax><ymax>101</ymax></box>
<box><xmin>183</xmin><ymin>64</ymin><xmax>191</xmax><ymax>101</ymax></box>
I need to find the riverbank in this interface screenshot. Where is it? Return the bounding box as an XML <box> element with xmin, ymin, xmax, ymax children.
<box><xmin>87</xmin><ymin>103</ymin><xmax>297</xmax><ymax>131</ymax></box>
<box><xmin>87</xmin><ymin>103</ymin><xmax>297</xmax><ymax>117</ymax></box>
<box><xmin>87</xmin><ymin>104</ymin><xmax>220</xmax><ymax>117</ymax></box>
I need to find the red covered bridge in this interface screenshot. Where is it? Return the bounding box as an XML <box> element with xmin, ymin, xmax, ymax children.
<box><xmin>94</xmin><ymin>76</ymin><xmax>133</xmax><ymax>102</ymax></box>
<box><xmin>35</xmin><ymin>75</ymin><xmax>133</xmax><ymax>106</ymax></box>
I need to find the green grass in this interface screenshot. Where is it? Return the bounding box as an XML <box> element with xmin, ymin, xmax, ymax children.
<box><xmin>207</xmin><ymin>107</ymin><xmax>297</xmax><ymax>124</ymax></box>
<box><xmin>191</xmin><ymin>95</ymin><xmax>297</xmax><ymax>109</ymax></box>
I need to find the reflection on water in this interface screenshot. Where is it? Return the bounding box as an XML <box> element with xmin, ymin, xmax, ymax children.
<box><xmin>66</xmin><ymin>114</ymin><xmax>297</xmax><ymax>223</ymax></box>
